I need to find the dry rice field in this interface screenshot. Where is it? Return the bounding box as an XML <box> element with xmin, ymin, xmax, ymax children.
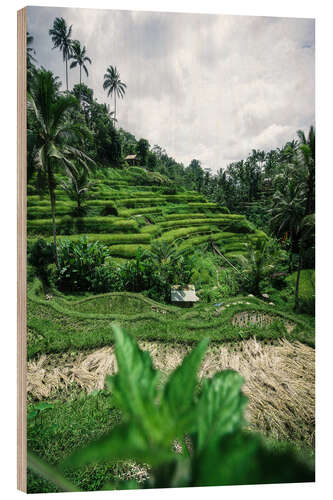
<box><xmin>27</xmin><ymin>338</ymin><xmax>315</xmax><ymax>447</ymax></box>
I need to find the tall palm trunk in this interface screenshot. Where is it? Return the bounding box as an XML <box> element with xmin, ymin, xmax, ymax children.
<box><xmin>114</xmin><ymin>92</ymin><xmax>117</xmax><ymax>128</ymax></box>
<box><xmin>294</xmin><ymin>252</ymin><xmax>302</xmax><ymax>311</ymax></box>
<box><xmin>47</xmin><ymin>161</ymin><xmax>59</xmax><ymax>268</ymax></box>
<box><xmin>79</xmin><ymin>65</ymin><xmax>82</xmax><ymax>107</ymax></box>
<box><xmin>65</xmin><ymin>55</ymin><xmax>68</xmax><ymax>91</ymax></box>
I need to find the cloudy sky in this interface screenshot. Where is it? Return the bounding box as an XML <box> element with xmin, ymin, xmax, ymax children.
<box><xmin>27</xmin><ymin>6</ymin><xmax>315</xmax><ymax>172</ymax></box>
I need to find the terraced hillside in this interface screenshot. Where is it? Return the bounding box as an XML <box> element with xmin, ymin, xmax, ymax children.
<box><xmin>27</xmin><ymin>167</ymin><xmax>266</xmax><ymax>260</ymax></box>
<box><xmin>27</xmin><ymin>166</ymin><xmax>315</xmax><ymax>493</ymax></box>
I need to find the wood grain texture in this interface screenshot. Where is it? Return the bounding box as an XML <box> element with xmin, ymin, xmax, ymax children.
<box><xmin>17</xmin><ymin>7</ymin><xmax>27</xmax><ymax>493</ymax></box>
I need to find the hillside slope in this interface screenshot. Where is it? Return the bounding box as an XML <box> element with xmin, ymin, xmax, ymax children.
<box><xmin>27</xmin><ymin>166</ymin><xmax>266</xmax><ymax>260</ymax></box>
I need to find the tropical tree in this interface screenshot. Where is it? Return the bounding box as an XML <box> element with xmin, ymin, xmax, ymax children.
<box><xmin>297</xmin><ymin>126</ymin><xmax>315</xmax><ymax>215</ymax></box>
<box><xmin>27</xmin><ymin>32</ymin><xmax>37</xmax><ymax>90</ymax></box>
<box><xmin>239</xmin><ymin>239</ymin><xmax>276</xmax><ymax>296</ymax></box>
<box><xmin>270</xmin><ymin>181</ymin><xmax>306</xmax><ymax>254</ymax></box>
<box><xmin>27</xmin><ymin>32</ymin><xmax>37</xmax><ymax>68</ymax></box>
<box><xmin>27</xmin><ymin>70</ymin><xmax>93</xmax><ymax>266</ymax></box>
<box><xmin>103</xmin><ymin>65</ymin><xmax>127</xmax><ymax>127</ymax></box>
<box><xmin>61</xmin><ymin>168</ymin><xmax>93</xmax><ymax>216</ymax></box>
<box><xmin>149</xmin><ymin>240</ymin><xmax>183</xmax><ymax>268</ymax></box>
<box><xmin>69</xmin><ymin>40</ymin><xmax>92</xmax><ymax>105</ymax></box>
<box><xmin>49</xmin><ymin>17</ymin><xmax>73</xmax><ymax>91</ymax></box>
<box><xmin>136</xmin><ymin>138</ymin><xmax>149</xmax><ymax>166</ymax></box>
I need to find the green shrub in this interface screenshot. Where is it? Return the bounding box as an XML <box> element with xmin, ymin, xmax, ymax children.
<box><xmin>60</xmin><ymin>215</ymin><xmax>75</xmax><ymax>235</ymax></box>
<box><xmin>90</xmin><ymin>262</ymin><xmax>124</xmax><ymax>293</ymax></box>
<box><xmin>28</xmin><ymin>217</ymin><xmax>139</xmax><ymax>236</ymax></box>
<box><xmin>29</xmin><ymin>233</ymin><xmax>151</xmax><ymax>248</ymax></box>
<box><xmin>100</xmin><ymin>202</ymin><xmax>118</xmax><ymax>216</ymax></box>
<box><xmin>57</xmin><ymin>237</ymin><xmax>111</xmax><ymax>292</ymax></box>
<box><xmin>75</xmin><ymin>217</ymin><xmax>139</xmax><ymax>234</ymax></box>
<box><xmin>28</xmin><ymin>204</ymin><xmax>73</xmax><ymax>220</ymax></box>
<box><xmin>108</xmin><ymin>244</ymin><xmax>150</xmax><ymax>258</ymax></box>
<box><xmin>28</xmin><ymin>238</ymin><xmax>55</xmax><ymax>287</ymax></box>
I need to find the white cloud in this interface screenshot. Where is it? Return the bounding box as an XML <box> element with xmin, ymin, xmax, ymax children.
<box><xmin>27</xmin><ymin>7</ymin><xmax>315</xmax><ymax>172</ymax></box>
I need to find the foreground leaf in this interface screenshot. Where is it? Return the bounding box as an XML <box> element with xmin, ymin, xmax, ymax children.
<box><xmin>194</xmin><ymin>431</ymin><xmax>314</xmax><ymax>486</ymax></box>
<box><xmin>195</xmin><ymin>370</ymin><xmax>247</xmax><ymax>452</ymax></box>
<box><xmin>162</xmin><ymin>338</ymin><xmax>209</xmax><ymax>428</ymax></box>
<box><xmin>106</xmin><ymin>326</ymin><xmax>161</xmax><ymax>434</ymax></box>
<box><xmin>63</xmin><ymin>422</ymin><xmax>174</xmax><ymax>469</ymax></box>
<box><xmin>28</xmin><ymin>451</ymin><xmax>81</xmax><ymax>492</ymax></box>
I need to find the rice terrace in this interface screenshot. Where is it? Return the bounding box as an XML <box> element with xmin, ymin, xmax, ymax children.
<box><xmin>25</xmin><ymin>7</ymin><xmax>315</xmax><ymax>493</ymax></box>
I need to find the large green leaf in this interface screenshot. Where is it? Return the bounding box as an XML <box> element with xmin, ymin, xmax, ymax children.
<box><xmin>162</xmin><ymin>338</ymin><xmax>209</xmax><ymax>428</ymax></box>
<box><xmin>106</xmin><ymin>326</ymin><xmax>165</xmax><ymax>441</ymax></box>
<box><xmin>63</xmin><ymin>422</ymin><xmax>174</xmax><ymax>469</ymax></box>
<box><xmin>194</xmin><ymin>431</ymin><xmax>314</xmax><ymax>487</ymax></box>
<box><xmin>107</xmin><ymin>325</ymin><xmax>160</xmax><ymax>417</ymax></box>
<box><xmin>195</xmin><ymin>370</ymin><xmax>247</xmax><ymax>453</ymax></box>
<box><xmin>28</xmin><ymin>451</ymin><xmax>81</xmax><ymax>492</ymax></box>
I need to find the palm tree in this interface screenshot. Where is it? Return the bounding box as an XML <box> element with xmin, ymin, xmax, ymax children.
<box><xmin>27</xmin><ymin>32</ymin><xmax>37</xmax><ymax>90</ymax></box>
<box><xmin>61</xmin><ymin>168</ymin><xmax>92</xmax><ymax>216</ymax></box>
<box><xmin>270</xmin><ymin>181</ymin><xmax>306</xmax><ymax>254</ymax></box>
<box><xmin>49</xmin><ymin>17</ymin><xmax>73</xmax><ymax>91</ymax></box>
<box><xmin>297</xmin><ymin>126</ymin><xmax>315</xmax><ymax>215</ymax></box>
<box><xmin>148</xmin><ymin>240</ymin><xmax>183</xmax><ymax>268</ymax></box>
<box><xmin>27</xmin><ymin>32</ymin><xmax>37</xmax><ymax>67</ymax></box>
<box><xmin>69</xmin><ymin>40</ymin><xmax>92</xmax><ymax>105</ymax></box>
<box><xmin>240</xmin><ymin>239</ymin><xmax>275</xmax><ymax>296</ymax></box>
<box><xmin>27</xmin><ymin>70</ymin><xmax>94</xmax><ymax>266</ymax></box>
<box><xmin>103</xmin><ymin>66</ymin><xmax>127</xmax><ymax>127</ymax></box>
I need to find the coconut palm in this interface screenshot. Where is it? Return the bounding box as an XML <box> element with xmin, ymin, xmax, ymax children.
<box><xmin>69</xmin><ymin>40</ymin><xmax>92</xmax><ymax>105</ymax></box>
<box><xmin>148</xmin><ymin>240</ymin><xmax>183</xmax><ymax>267</ymax></box>
<box><xmin>103</xmin><ymin>65</ymin><xmax>127</xmax><ymax>127</ymax></box>
<box><xmin>27</xmin><ymin>32</ymin><xmax>37</xmax><ymax>67</ymax></box>
<box><xmin>49</xmin><ymin>17</ymin><xmax>73</xmax><ymax>91</ymax></box>
<box><xmin>239</xmin><ymin>239</ymin><xmax>275</xmax><ymax>296</ymax></box>
<box><xmin>297</xmin><ymin>126</ymin><xmax>315</xmax><ymax>215</ymax></box>
<box><xmin>270</xmin><ymin>181</ymin><xmax>306</xmax><ymax>253</ymax></box>
<box><xmin>61</xmin><ymin>168</ymin><xmax>92</xmax><ymax>216</ymax></box>
<box><xmin>27</xmin><ymin>70</ymin><xmax>94</xmax><ymax>266</ymax></box>
<box><xmin>27</xmin><ymin>32</ymin><xmax>37</xmax><ymax>90</ymax></box>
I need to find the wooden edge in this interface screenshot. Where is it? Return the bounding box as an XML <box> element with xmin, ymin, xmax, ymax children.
<box><xmin>17</xmin><ymin>7</ymin><xmax>27</xmax><ymax>493</ymax></box>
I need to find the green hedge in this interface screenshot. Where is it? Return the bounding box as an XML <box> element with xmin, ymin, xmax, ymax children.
<box><xmin>28</xmin><ymin>233</ymin><xmax>151</xmax><ymax>249</ymax></box>
<box><xmin>159</xmin><ymin>216</ymin><xmax>253</xmax><ymax>232</ymax></box>
<box><xmin>157</xmin><ymin>225</ymin><xmax>219</xmax><ymax>244</ymax></box>
<box><xmin>118</xmin><ymin>206</ymin><xmax>163</xmax><ymax>217</ymax></box>
<box><xmin>116</xmin><ymin>194</ymin><xmax>204</xmax><ymax>208</ymax></box>
<box><xmin>108</xmin><ymin>244</ymin><xmax>150</xmax><ymax>258</ymax></box>
<box><xmin>28</xmin><ymin>217</ymin><xmax>139</xmax><ymax>236</ymax></box>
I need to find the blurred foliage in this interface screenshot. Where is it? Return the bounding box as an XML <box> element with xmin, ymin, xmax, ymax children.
<box><xmin>29</xmin><ymin>327</ymin><xmax>314</xmax><ymax>491</ymax></box>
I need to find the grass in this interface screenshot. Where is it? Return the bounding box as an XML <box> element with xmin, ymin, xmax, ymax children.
<box><xmin>27</xmin><ymin>280</ymin><xmax>315</xmax><ymax>359</ymax></box>
<box><xmin>27</xmin><ymin>392</ymin><xmax>132</xmax><ymax>493</ymax></box>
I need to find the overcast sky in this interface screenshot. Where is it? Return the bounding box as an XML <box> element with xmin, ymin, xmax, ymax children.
<box><xmin>27</xmin><ymin>6</ymin><xmax>315</xmax><ymax>172</ymax></box>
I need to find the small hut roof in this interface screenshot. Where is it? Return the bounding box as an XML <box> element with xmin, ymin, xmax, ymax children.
<box><xmin>171</xmin><ymin>284</ymin><xmax>199</xmax><ymax>302</ymax></box>
<box><xmin>125</xmin><ymin>154</ymin><xmax>137</xmax><ymax>160</ymax></box>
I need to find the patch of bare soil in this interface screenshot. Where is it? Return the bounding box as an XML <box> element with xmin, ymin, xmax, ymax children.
<box><xmin>27</xmin><ymin>338</ymin><xmax>315</xmax><ymax>446</ymax></box>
